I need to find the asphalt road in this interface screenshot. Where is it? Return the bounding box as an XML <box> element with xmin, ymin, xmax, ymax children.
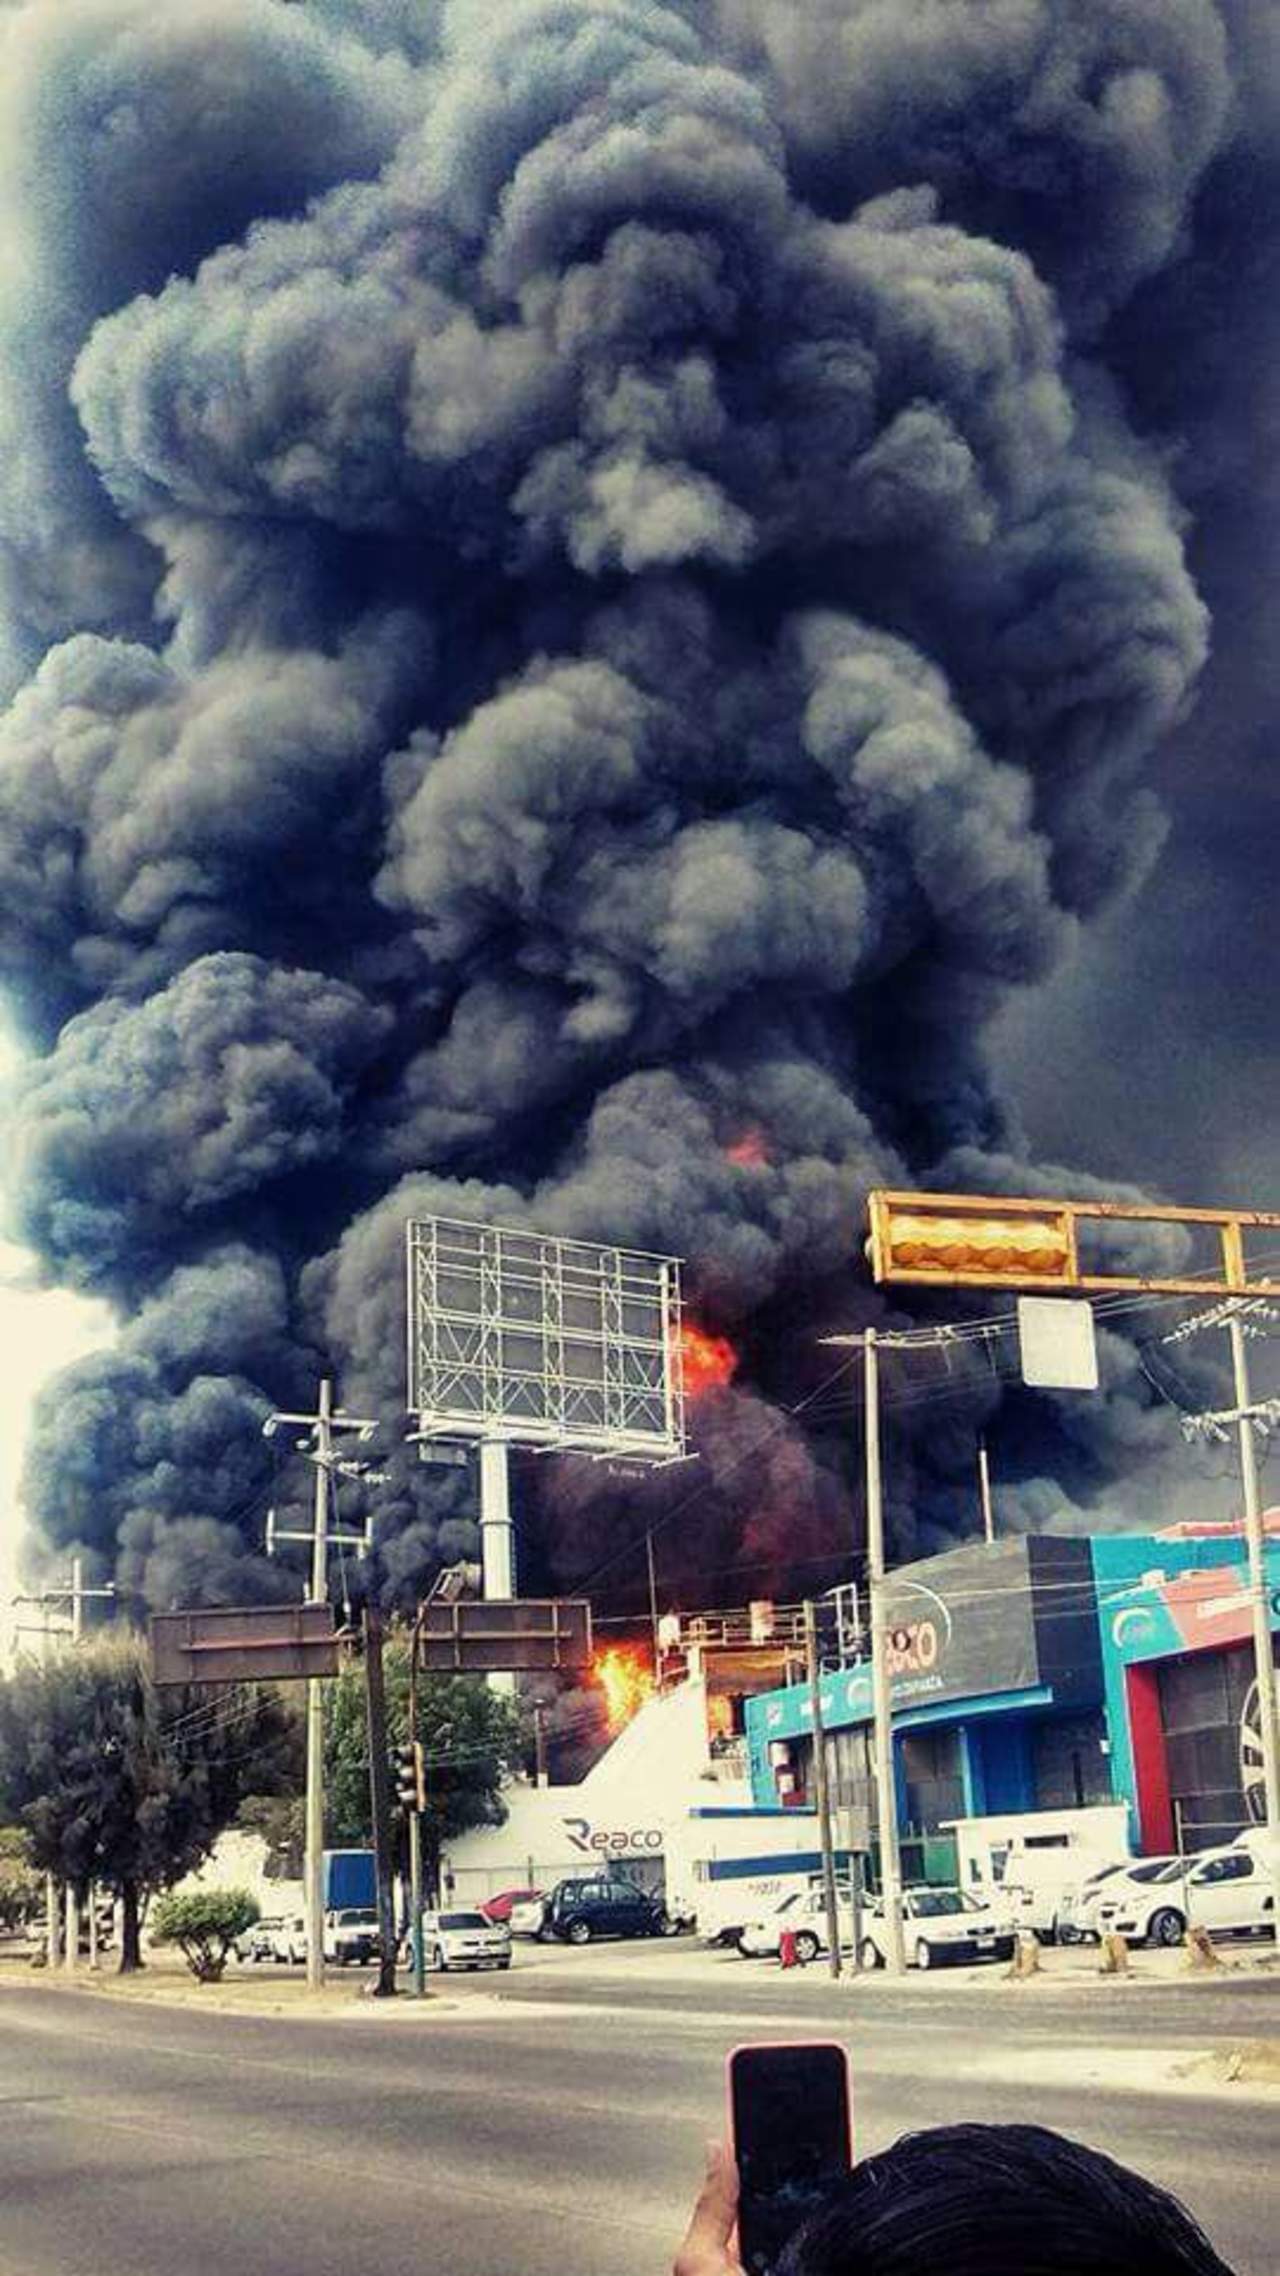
<box><xmin>0</xmin><ymin>1955</ymin><xmax>1274</xmax><ymax>2276</ymax></box>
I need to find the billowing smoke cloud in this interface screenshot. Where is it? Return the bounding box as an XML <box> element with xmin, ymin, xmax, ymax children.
<box><xmin>0</xmin><ymin>0</ymin><xmax>1266</xmax><ymax>1619</ymax></box>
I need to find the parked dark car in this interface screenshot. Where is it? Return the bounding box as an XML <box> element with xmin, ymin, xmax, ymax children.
<box><xmin>543</xmin><ymin>1877</ymin><xmax>666</xmax><ymax>1945</ymax></box>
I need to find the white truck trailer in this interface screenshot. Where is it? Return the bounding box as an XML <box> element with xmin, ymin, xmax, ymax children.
<box><xmin>664</xmin><ymin>1804</ymin><xmax>854</xmax><ymax>1946</ymax></box>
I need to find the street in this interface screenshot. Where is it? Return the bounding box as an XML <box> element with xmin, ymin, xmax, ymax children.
<box><xmin>0</xmin><ymin>1947</ymin><xmax>1274</xmax><ymax>2276</ymax></box>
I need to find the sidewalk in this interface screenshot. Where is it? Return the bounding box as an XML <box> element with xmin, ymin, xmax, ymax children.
<box><xmin>3</xmin><ymin>1929</ymin><xmax>1275</xmax><ymax>2015</ymax></box>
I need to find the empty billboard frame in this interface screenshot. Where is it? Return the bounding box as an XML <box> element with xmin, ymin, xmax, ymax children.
<box><xmin>406</xmin><ymin>1217</ymin><xmax>687</xmax><ymax>1461</ymax></box>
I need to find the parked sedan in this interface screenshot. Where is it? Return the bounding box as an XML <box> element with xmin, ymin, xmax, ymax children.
<box><xmin>1086</xmin><ymin>1858</ymin><xmax>1190</xmax><ymax>1947</ymax></box>
<box><xmin>271</xmin><ymin>1915</ymin><xmax>308</xmax><ymax>1965</ymax></box>
<box><xmin>508</xmin><ymin>1893</ymin><xmax>548</xmax><ymax>1938</ymax></box>
<box><xmin>421</xmin><ymin>1909</ymin><xmax>512</xmax><ymax>1972</ymax></box>
<box><xmin>479</xmin><ymin>1887</ymin><xmax>543</xmax><ymax>1926</ymax></box>
<box><xmin>860</xmin><ymin>1887</ymin><xmax>1015</xmax><ymax>1971</ymax></box>
<box><xmin>738</xmin><ymin>1888</ymin><xmax>856</xmax><ymax>1963</ymax></box>
<box><xmin>1055</xmin><ymin>1861</ymin><xmax>1136</xmax><ymax>1944</ymax></box>
<box><xmin>236</xmin><ymin>1916</ymin><xmax>283</xmax><ymax>1964</ymax></box>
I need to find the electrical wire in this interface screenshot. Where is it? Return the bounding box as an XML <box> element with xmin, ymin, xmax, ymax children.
<box><xmin>576</xmin><ymin>1299</ymin><xmax>1277</xmax><ymax>1629</ymax></box>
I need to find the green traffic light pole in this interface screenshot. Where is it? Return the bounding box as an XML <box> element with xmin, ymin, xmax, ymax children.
<box><xmin>406</xmin><ymin>1559</ymin><xmax>475</xmax><ymax>1999</ymax></box>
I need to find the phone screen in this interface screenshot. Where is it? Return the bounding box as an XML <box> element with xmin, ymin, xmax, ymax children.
<box><xmin>729</xmin><ymin>2042</ymin><xmax>853</xmax><ymax>2276</ymax></box>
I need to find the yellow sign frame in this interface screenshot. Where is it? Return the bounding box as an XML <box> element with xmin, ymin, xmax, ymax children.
<box><xmin>867</xmin><ymin>1189</ymin><xmax>1280</xmax><ymax>1298</ymax></box>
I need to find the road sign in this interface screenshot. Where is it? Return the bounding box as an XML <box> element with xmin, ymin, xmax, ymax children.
<box><xmin>1017</xmin><ymin>1296</ymin><xmax>1099</xmax><ymax>1389</ymax></box>
<box><xmin>415</xmin><ymin>1596</ymin><xmax>592</xmax><ymax>1673</ymax></box>
<box><xmin>151</xmin><ymin>1604</ymin><xmax>344</xmax><ymax>1687</ymax></box>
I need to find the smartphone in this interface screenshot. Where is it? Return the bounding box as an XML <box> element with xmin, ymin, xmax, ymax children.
<box><xmin>727</xmin><ymin>2041</ymin><xmax>854</xmax><ymax>2276</ymax></box>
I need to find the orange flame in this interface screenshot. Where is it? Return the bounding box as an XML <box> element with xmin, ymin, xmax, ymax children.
<box><xmin>725</xmin><ymin>1130</ymin><xmax>770</xmax><ymax>1168</ymax></box>
<box><xmin>594</xmin><ymin>1647</ymin><xmax>655</xmax><ymax>1731</ymax></box>
<box><xmin>680</xmin><ymin>1320</ymin><xmax>739</xmax><ymax>1398</ymax></box>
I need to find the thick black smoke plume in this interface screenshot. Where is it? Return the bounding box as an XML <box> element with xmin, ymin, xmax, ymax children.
<box><xmin>0</xmin><ymin>0</ymin><xmax>1269</xmax><ymax>1617</ymax></box>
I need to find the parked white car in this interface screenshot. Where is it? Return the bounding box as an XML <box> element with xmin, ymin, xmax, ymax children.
<box><xmin>1086</xmin><ymin>1858</ymin><xmax>1191</xmax><ymax>1947</ymax></box>
<box><xmin>1054</xmin><ymin>1861</ymin><xmax>1136</xmax><ymax>1943</ymax></box>
<box><xmin>1185</xmin><ymin>1842</ymin><xmax>1278</xmax><ymax>1941</ymax></box>
<box><xmin>421</xmin><ymin>1908</ymin><xmax>512</xmax><ymax>1972</ymax></box>
<box><xmin>508</xmin><ymin>1895</ymin><xmax>547</xmax><ymax>1937</ymax></box>
<box><xmin>998</xmin><ymin>1849</ymin><xmax>1130</xmax><ymax>1944</ymax></box>
<box><xmin>271</xmin><ymin>1915</ymin><xmax>307</xmax><ymax>1965</ymax></box>
<box><xmin>738</xmin><ymin>1887</ymin><xmax>855</xmax><ymax>1962</ymax></box>
<box><xmin>860</xmin><ymin>1887</ymin><xmax>1016</xmax><ymax>1971</ymax></box>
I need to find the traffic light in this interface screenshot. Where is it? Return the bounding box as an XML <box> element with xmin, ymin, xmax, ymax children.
<box><xmin>868</xmin><ymin>1191</ymin><xmax>1071</xmax><ymax>1287</ymax></box>
<box><xmin>395</xmin><ymin>1739</ymin><xmax>425</xmax><ymax>1813</ymax></box>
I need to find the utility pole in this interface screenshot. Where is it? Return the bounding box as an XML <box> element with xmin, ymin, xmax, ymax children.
<box><xmin>646</xmin><ymin>1530</ymin><xmax>661</xmax><ymax>1681</ymax></box>
<box><xmin>863</xmin><ymin>1329</ymin><xmax>906</xmax><ymax>1972</ymax></box>
<box><xmin>804</xmin><ymin>1599</ymin><xmax>842</xmax><ymax>1979</ymax></box>
<box><xmin>532</xmin><ymin>1699</ymin><xmax>550</xmax><ymax>1789</ymax></box>
<box><xmin>264</xmin><ymin>1380</ymin><xmax>382</xmax><ymax>1992</ymax></box>
<box><xmin>405</xmin><ymin>1622</ymin><xmax>427</xmax><ymax>2000</ymax></box>
<box><xmin>304</xmin><ymin>1382</ymin><xmax>331</xmax><ymax>1995</ymax></box>
<box><xmin>12</xmin><ymin>1559</ymin><xmax>115</xmax><ymax>1973</ymax></box>
<box><xmin>1171</xmin><ymin>1299</ymin><xmax>1280</xmax><ymax>1930</ymax></box>
<box><xmin>362</xmin><ymin>1606</ymin><xmax>399</xmax><ymax>1998</ymax></box>
<box><xmin>978</xmin><ymin>1437</ymin><xmax>995</xmax><ymax>1545</ymax></box>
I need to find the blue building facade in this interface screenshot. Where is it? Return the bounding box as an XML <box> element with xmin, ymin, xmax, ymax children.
<box><xmin>745</xmin><ymin>1536</ymin><xmax>1110</xmax><ymax>1836</ymax></box>
<box><xmin>745</xmin><ymin>1523</ymin><xmax>1280</xmax><ymax>1856</ymax></box>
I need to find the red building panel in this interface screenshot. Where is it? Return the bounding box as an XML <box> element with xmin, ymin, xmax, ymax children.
<box><xmin>1125</xmin><ymin>1662</ymin><xmax>1174</xmax><ymax>1855</ymax></box>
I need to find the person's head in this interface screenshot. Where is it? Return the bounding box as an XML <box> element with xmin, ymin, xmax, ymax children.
<box><xmin>774</xmin><ymin>2124</ymin><xmax>1235</xmax><ymax>2276</ymax></box>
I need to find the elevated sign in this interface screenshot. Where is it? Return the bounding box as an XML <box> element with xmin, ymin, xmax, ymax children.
<box><xmin>867</xmin><ymin>1190</ymin><xmax>1280</xmax><ymax>1299</ymax></box>
<box><xmin>416</xmin><ymin>1596</ymin><xmax>592</xmax><ymax>1674</ymax></box>
<box><xmin>151</xmin><ymin>1604</ymin><xmax>343</xmax><ymax>1687</ymax></box>
<box><xmin>406</xmin><ymin>1216</ymin><xmax>685</xmax><ymax>1458</ymax></box>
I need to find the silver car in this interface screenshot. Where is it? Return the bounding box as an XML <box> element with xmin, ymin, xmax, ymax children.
<box><xmin>421</xmin><ymin>1908</ymin><xmax>512</xmax><ymax>1972</ymax></box>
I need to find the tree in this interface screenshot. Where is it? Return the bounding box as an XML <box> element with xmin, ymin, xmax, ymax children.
<box><xmin>0</xmin><ymin>1632</ymin><xmax>300</xmax><ymax>1972</ymax></box>
<box><xmin>0</xmin><ymin>1826</ymin><xmax>41</xmax><ymax>1931</ymax></box>
<box><xmin>150</xmin><ymin>1889</ymin><xmax>260</xmax><ymax>1983</ymax></box>
<box><xmin>323</xmin><ymin>1630</ymin><xmax>520</xmax><ymax>1900</ymax></box>
<box><xmin>233</xmin><ymin>1792</ymin><xmax>305</xmax><ymax>1880</ymax></box>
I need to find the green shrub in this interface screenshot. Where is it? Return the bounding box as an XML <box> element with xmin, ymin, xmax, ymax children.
<box><xmin>0</xmin><ymin>1827</ymin><xmax>41</xmax><ymax>1932</ymax></box>
<box><xmin>150</xmin><ymin>1889</ymin><xmax>261</xmax><ymax>1983</ymax></box>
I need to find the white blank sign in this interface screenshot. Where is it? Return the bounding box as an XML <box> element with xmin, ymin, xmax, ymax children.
<box><xmin>1017</xmin><ymin>1296</ymin><xmax>1099</xmax><ymax>1390</ymax></box>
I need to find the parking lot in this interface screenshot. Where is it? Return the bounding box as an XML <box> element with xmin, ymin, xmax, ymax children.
<box><xmin>220</xmin><ymin>1918</ymin><xmax>1278</xmax><ymax>2000</ymax></box>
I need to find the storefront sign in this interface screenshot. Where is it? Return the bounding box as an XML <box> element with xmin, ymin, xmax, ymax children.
<box><xmin>561</xmin><ymin>1817</ymin><xmax>664</xmax><ymax>1857</ymax></box>
<box><xmin>1107</xmin><ymin>1569</ymin><xmax>1280</xmax><ymax>1663</ymax></box>
<box><xmin>883</xmin><ymin>1539</ymin><xmax>1040</xmax><ymax>1708</ymax></box>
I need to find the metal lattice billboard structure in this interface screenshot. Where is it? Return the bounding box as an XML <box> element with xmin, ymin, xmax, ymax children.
<box><xmin>406</xmin><ymin>1217</ymin><xmax>686</xmax><ymax>1460</ymax></box>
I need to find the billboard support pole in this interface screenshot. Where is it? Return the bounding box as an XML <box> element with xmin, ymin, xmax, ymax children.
<box><xmin>865</xmin><ymin>1329</ymin><xmax>906</xmax><ymax>1974</ymax></box>
<box><xmin>479</xmin><ymin>1442</ymin><xmax>515</xmax><ymax>1598</ymax></box>
<box><xmin>480</xmin><ymin>1441</ymin><xmax>516</xmax><ymax>1700</ymax></box>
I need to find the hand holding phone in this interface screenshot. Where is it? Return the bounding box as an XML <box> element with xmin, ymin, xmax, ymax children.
<box><xmin>727</xmin><ymin>2043</ymin><xmax>853</xmax><ymax>2276</ymax></box>
<box><xmin>674</xmin><ymin>2143</ymin><xmax>743</xmax><ymax>2276</ymax></box>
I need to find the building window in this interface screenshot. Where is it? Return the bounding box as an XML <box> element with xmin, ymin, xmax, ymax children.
<box><xmin>1031</xmin><ymin>1713</ymin><xmax>1111</xmax><ymax>1810</ymax></box>
<box><xmin>899</xmin><ymin>1728</ymin><xmax>964</xmax><ymax>1834</ymax></box>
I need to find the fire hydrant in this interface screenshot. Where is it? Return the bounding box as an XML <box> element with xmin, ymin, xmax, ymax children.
<box><xmin>779</xmin><ymin>1928</ymin><xmax>799</xmax><ymax>1969</ymax></box>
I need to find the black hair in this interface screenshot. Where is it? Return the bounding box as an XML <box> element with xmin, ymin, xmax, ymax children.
<box><xmin>774</xmin><ymin>2123</ymin><xmax>1235</xmax><ymax>2276</ymax></box>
